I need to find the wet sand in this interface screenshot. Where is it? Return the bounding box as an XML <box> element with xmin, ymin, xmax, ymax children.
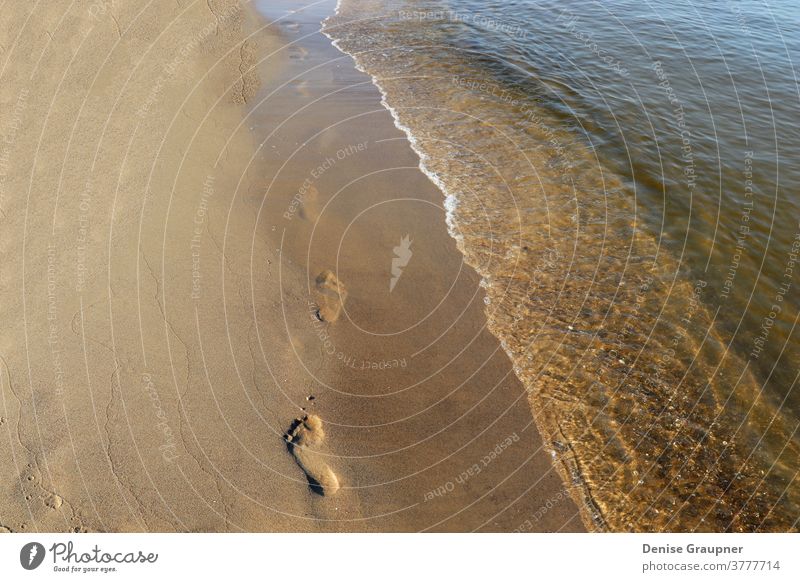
<box><xmin>0</xmin><ymin>0</ymin><xmax>584</xmax><ymax>532</ymax></box>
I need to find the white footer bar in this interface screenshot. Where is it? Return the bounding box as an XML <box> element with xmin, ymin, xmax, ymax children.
<box><xmin>1</xmin><ymin>533</ymin><xmax>796</xmax><ymax>581</ymax></box>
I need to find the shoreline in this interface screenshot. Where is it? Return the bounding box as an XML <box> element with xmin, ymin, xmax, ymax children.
<box><xmin>318</xmin><ymin>6</ymin><xmax>603</xmax><ymax>531</ymax></box>
<box><xmin>251</xmin><ymin>0</ymin><xmax>586</xmax><ymax>530</ymax></box>
<box><xmin>0</xmin><ymin>0</ymin><xmax>584</xmax><ymax>532</ymax></box>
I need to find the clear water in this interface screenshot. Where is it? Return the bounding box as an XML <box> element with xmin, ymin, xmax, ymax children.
<box><xmin>324</xmin><ymin>0</ymin><xmax>800</xmax><ymax>530</ymax></box>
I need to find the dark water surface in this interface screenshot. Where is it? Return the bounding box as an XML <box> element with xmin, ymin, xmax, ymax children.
<box><xmin>324</xmin><ymin>0</ymin><xmax>800</xmax><ymax>530</ymax></box>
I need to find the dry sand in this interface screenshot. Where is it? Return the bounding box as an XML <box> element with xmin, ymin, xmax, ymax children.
<box><xmin>0</xmin><ymin>0</ymin><xmax>584</xmax><ymax>532</ymax></box>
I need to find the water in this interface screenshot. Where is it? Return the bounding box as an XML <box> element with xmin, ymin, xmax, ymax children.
<box><xmin>322</xmin><ymin>0</ymin><xmax>800</xmax><ymax>531</ymax></box>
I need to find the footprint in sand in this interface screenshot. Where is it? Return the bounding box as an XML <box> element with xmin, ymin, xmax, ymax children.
<box><xmin>313</xmin><ymin>270</ymin><xmax>347</xmax><ymax>323</ymax></box>
<box><xmin>293</xmin><ymin>79</ymin><xmax>312</xmax><ymax>99</ymax></box>
<box><xmin>285</xmin><ymin>415</ymin><xmax>340</xmax><ymax>496</ymax></box>
<box><xmin>45</xmin><ymin>494</ymin><xmax>63</xmax><ymax>510</ymax></box>
<box><xmin>297</xmin><ymin>184</ymin><xmax>319</xmax><ymax>221</ymax></box>
<box><xmin>289</xmin><ymin>46</ymin><xmax>309</xmax><ymax>61</ymax></box>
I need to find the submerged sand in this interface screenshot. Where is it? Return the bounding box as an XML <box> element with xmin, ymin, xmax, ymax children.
<box><xmin>0</xmin><ymin>0</ymin><xmax>582</xmax><ymax>532</ymax></box>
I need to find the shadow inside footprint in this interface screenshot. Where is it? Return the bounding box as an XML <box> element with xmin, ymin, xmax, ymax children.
<box><xmin>285</xmin><ymin>415</ymin><xmax>340</xmax><ymax>496</ymax></box>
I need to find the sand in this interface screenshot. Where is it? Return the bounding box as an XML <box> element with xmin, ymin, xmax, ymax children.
<box><xmin>0</xmin><ymin>0</ymin><xmax>584</xmax><ymax>532</ymax></box>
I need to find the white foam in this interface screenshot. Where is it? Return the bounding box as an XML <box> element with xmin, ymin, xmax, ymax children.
<box><xmin>321</xmin><ymin>6</ymin><xmax>465</xmax><ymax>247</ymax></box>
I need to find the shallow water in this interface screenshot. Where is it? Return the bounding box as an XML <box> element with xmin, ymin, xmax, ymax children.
<box><xmin>324</xmin><ymin>0</ymin><xmax>800</xmax><ymax>530</ymax></box>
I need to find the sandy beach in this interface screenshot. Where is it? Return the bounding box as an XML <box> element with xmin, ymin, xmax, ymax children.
<box><xmin>0</xmin><ymin>0</ymin><xmax>583</xmax><ymax>532</ymax></box>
